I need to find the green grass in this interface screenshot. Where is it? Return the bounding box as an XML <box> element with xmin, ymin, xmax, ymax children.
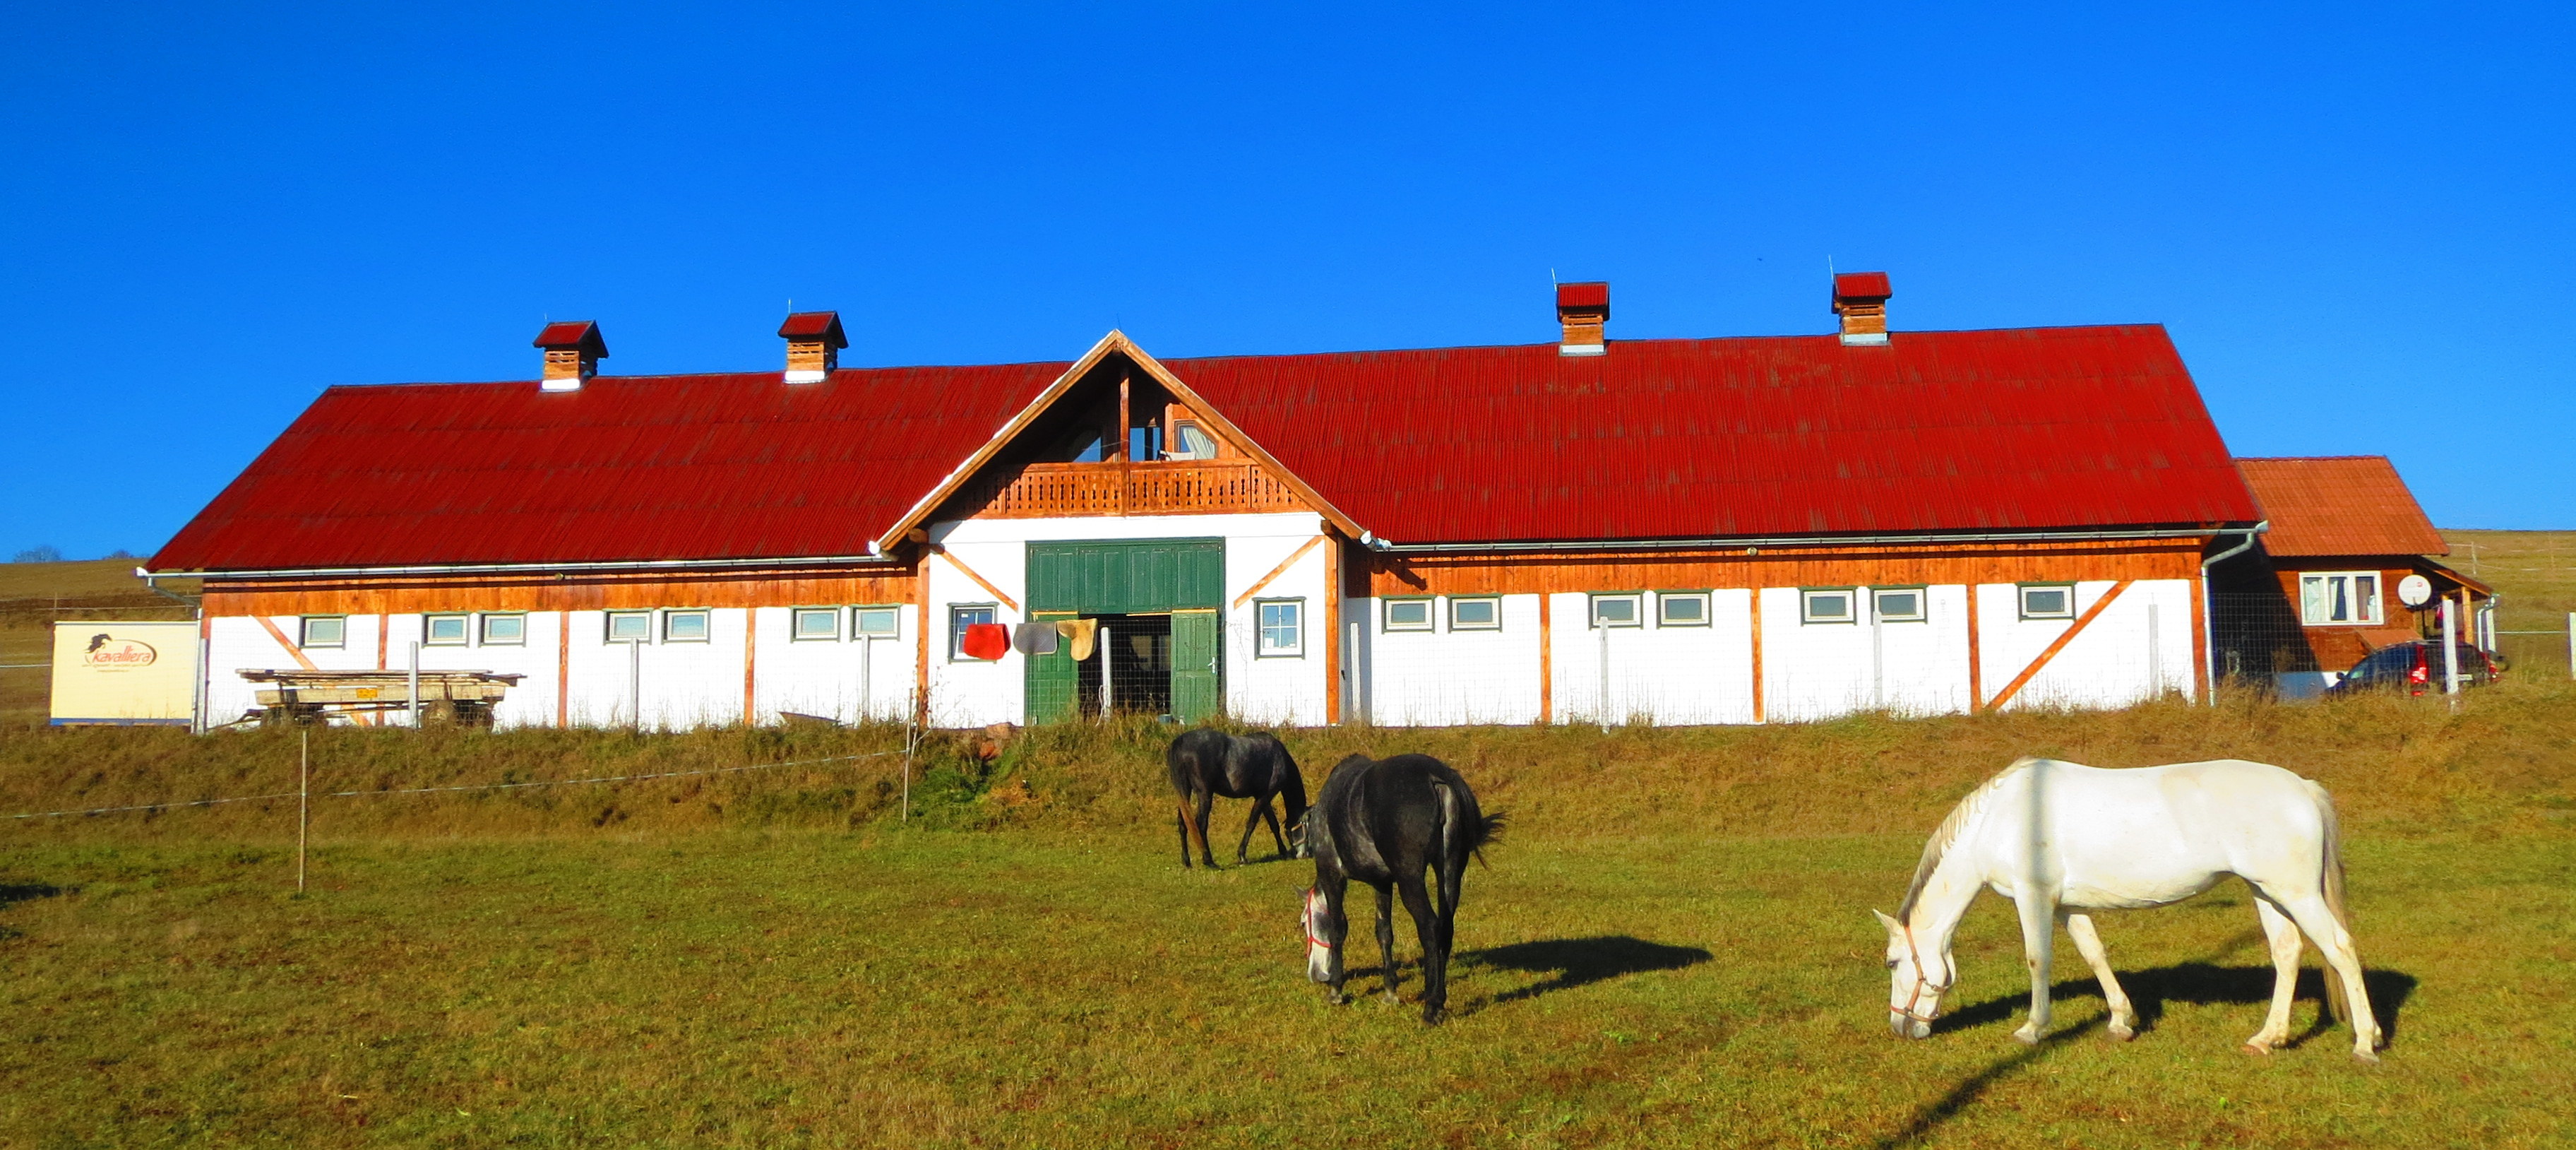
<box><xmin>5</xmin><ymin>682</ymin><xmax>2576</xmax><ymax>1147</ymax></box>
<box><xmin>4</xmin><ymin>826</ymin><xmax>2570</xmax><ymax>1147</ymax></box>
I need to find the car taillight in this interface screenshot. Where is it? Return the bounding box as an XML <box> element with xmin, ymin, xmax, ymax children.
<box><xmin>2409</xmin><ymin>661</ymin><xmax>2427</xmax><ymax>684</ymax></box>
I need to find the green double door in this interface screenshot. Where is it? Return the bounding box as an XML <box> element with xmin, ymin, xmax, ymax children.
<box><xmin>1025</xmin><ymin>538</ymin><xmax>1223</xmax><ymax>725</ymax></box>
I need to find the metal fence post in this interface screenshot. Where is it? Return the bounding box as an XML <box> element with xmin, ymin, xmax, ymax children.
<box><xmin>407</xmin><ymin>641</ymin><xmax>421</xmax><ymax>728</ymax></box>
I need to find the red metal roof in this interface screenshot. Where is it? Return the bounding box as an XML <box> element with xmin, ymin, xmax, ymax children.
<box><xmin>1555</xmin><ymin>282</ymin><xmax>1609</xmax><ymax>314</ymax></box>
<box><xmin>151</xmin><ymin>324</ymin><xmax>2259</xmax><ymax>571</ymax></box>
<box><xmin>152</xmin><ymin>364</ymin><xmax>1061</xmax><ymax>570</ymax></box>
<box><xmin>1833</xmin><ymin>271</ymin><xmax>1892</xmax><ymax>300</ymax></box>
<box><xmin>777</xmin><ymin>312</ymin><xmax>847</xmax><ymax>344</ymax></box>
<box><xmin>532</xmin><ymin>321</ymin><xmax>605</xmax><ymax>353</ymax></box>
<box><xmin>2234</xmin><ymin>456</ymin><xmax>2448</xmax><ymax>558</ymax></box>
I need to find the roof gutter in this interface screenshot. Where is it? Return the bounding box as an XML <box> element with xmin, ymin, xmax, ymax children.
<box><xmin>142</xmin><ymin>551</ymin><xmax>900</xmax><ymax>581</ymax></box>
<box><xmin>1360</xmin><ymin>525</ymin><xmax>2258</xmax><ymax>555</ymax></box>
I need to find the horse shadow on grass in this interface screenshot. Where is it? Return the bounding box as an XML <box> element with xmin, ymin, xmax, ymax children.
<box><xmin>1933</xmin><ymin>962</ymin><xmax>2418</xmax><ymax>1048</ymax></box>
<box><xmin>1880</xmin><ymin>962</ymin><xmax>2418</xmax><ymax>1149</ymax></box>
<box><xmin>1</xmin><ymin>884</ymin><xmax>64</xmax><ymax>908</ymax></box>
<box><xmin>1456</xmin><ymin>936</ymin><xmax>1713</xmax><ymax>1007</ymax></box>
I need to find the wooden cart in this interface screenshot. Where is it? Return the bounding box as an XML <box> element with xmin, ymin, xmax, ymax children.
<box><xmin>238</xmin><ymin>669</ymin><xmax>525</xmax><ymax>728</ymax></box>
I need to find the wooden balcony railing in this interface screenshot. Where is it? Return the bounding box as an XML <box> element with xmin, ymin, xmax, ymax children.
<box><xmin>957</xmin><ymin>460</ymin><xmax>1308</xmax><ymax>519</ymax></box>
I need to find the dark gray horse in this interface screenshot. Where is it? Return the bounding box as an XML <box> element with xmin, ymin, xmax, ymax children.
<box><xmin>1166</xmin><ymin>728</ymin><xmax>1310</xmax><ymax>868</ymax></box>
<box><xmin>1300</xmin><ymin>753</ymin><xmax>1504</xmax><ymax>1024</ymax></box>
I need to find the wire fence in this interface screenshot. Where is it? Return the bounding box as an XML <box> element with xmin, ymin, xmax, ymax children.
<box><xmin>6</xmin><ymin>748</ymin><xmax>910</xmax><ymax>822</ymax></box>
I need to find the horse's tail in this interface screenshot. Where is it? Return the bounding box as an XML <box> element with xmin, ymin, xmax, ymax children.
<box><xmin>2313</xmin><ymin>779</ymin><xmax>2354</xmax><ymax>1024</ymax></box>
<box><xmin>1428</xmin><ymin>766</ymin><xmax>1503</xmax><ymax>869</ymax></box>
<box><xmin>1166</xmin><ymin>729</ymin><xmax>1213</xmax><ymax>798</ymax></box>
<box><xmin>1273</xmin><ymin>739</ymin><xmax>1309</xmax><ymax>823</ymax></box>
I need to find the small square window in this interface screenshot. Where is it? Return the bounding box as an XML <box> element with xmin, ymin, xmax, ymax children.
<box><xmin>1257</xmin><ymin>599</ymin><xmax>1304</xmax><ymax>657</ymax></box>
<box><xmin>1873</xmin><ymin>588</ymin><xmax>1926</xmax><ymax>623</ymax></box>
<box><xmin>605</xmin><ymin>611</ymin><xmax>651</xmax><ymax>643</ymax></box>
<box><xmin>479</xmin><ymin>614</ymin><xmax>526</xmax><ymax>645</ymax></box>
<box><xmin>792</xmin><ymin>607</ymin><xmax>841</xmax><ymax>641</ymax></box>
<box><xmin>299</xmin><ymin>616</ymin><xmax>345</xmax><ymax>648</ymax></box>
<box><xmin>1801</xmin><ymin>588</ymin><xmax>1855</xmax><ymax>624</ymax></box>
<box><xmin>663</xmin><ymin>610</ymin><xmax>710</xmax><ymax>642</ymax></box>
<box><xmin>424</xmin><ymin>614</ymin><xmax>470</xmax><ymax>646</ymax></box>
<box><xmin>1590</xmin><ymin>593</ymin><xmax>1643</xmax><ymax>628</ymax></box>
<box><xmin>2018</xmin><ymin>585</ymin><xmax>2075</xmax><ymax>620</ymax></box>
<box><xmin>1448</xmin><ymin>597</ymin><xmax>1501</xmax><ymax>631</ymax></box>
<box><xmin>1658</xmin><ymin>592</ymin><xmax>1710</xmax><ymax>627</ymax></box>
<box><xmin>950</xmin><ymin>605</ymin><xmax>998</xmax><ymax>659</ymax></box>
<box><xmin>1385</xmin><ymin>599</ymin><xmax>1433</xmax><ymax>632</ymax></box>
<box><xmin>854</xmin><ymin>606</ymin><xmax>901</xmax><ymax>638</ymax></box>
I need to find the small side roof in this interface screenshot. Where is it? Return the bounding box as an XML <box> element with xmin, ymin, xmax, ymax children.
<box><xmin>2235</xmin><ymin>456</ymin><xmax>2448</xmax><ymax>557</ymax></box>
<box><xmin>777</xmin><ymin>311</ymin><xmax>848</xmax><ymax>347</ymax></box>
<box><xmin>531</xmin><ymin>321</ymin><xmax>607</xmax><ymax>356</ymax></box>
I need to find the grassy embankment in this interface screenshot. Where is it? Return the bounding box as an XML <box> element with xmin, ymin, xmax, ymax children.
<box><xmin>4</xmin><ymin>683</ymin><xmax>2575</xmax><ymax>1147</ymax></box>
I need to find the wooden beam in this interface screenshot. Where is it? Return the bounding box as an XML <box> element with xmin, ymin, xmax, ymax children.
<box><xmin>2188</xmin><ymin>572</ymin><xmax>2210</xmax><ymax>704</ymax></box>
<box><xmin>1984</xmin><ymin>580</ymin><xmax>2134</xmax><ymax>713</ymax></box>
<box><xmin>1234</xmin><ymin>535</ymin><xmax>1326</xmax><ymax>608</ymax></box>
<box><xmin>1748</xmin><ymin>589</ymin><xmax>1764</xmax><ymax>724</ymax></box>
<box><xmin>1117</xmin><ymin>337</ymin><xmax>1369</xmax><ymax>538</ymax></box>
<box><xmin>743</xmin><ymin>609</ymin><xmax>758</xmax><ymax>726</ymax></box>
<box><xmin>928</xmin><ymin>544</ymin><xmax>1019</xmax><ymax>612</ymax></box>
<box><xmin>556</xmin><ymin>610</ymin><xmax>571</xmax><ymax>728</ymax></box>
<box><xmin>1537</xmin><ymin>593</ymin><xmax>1553</xmax><ymax>725</ymax></box>
<box><xmin>254</xmin><ymin>615</ymin><xmax>321</xmax><ymax>672</ymax></box>
<box><xmin>1965</xmin><ymin>585</ymin><xmax>1984</xmax><ymax>712</ymax></box>
<box><xmin>914</xmin><ymin>567</ymin><xmax>932</xmax><ymax>728</ymax></box>
<box><xmin>1324</xmin><ymin>533</ymin><xmax>1343</xmax><ymax>725</ymax></box>
<box><xmin>873</xmin><ymin>331</ymin><xmax>1134</xmax><ymax>552</ymax></box>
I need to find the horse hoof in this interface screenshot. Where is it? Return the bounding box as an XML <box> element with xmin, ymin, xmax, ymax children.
<box><xmin>2011</xmin><ymin>1026</ymin><xmax>2041</xmax><ymax>1045</ymax></box>
<box><xmin>2107</xmin><ymin>1023</ymin><xmax>2135</xmax><ymax>1042</ymax></box>
<box><xmin>2241</xmin><ymin>1041</ymin><xmax>2273</xmax><ymax>1056</ymax></box>
<box><xmin>2353</xmin><ymin>1048</ymin><xmax>2381</xmax><ymax>1065</ymax></box>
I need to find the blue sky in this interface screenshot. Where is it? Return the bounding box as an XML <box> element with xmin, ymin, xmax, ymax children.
<box><xmin>4</xmin><ymin>3</ymin><xmax>2570</xmax><ymax>560</ymax></box>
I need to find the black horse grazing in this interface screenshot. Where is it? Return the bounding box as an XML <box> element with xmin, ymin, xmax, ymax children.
<box><xmin>1167</xmin><ymin>728</ymin><xmax>1310</xmax><ymax>868</ymax></box>
<box><xmin>1300</xmin><ymin>753</ymin><xmax>1504</xmax><ymax>1024</ymax></box>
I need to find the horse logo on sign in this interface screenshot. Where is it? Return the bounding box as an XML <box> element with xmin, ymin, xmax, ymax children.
<box><xmin>82</xmin><ymin>634</ymin><xmax>157</xmax><ymax>670</ymax></box>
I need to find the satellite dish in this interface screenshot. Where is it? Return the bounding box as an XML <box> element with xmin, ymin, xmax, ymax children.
<box><xmin>2398</xmin><ymin>574</ymin><xmax>2433</xmax><ymax>607</ymax></box>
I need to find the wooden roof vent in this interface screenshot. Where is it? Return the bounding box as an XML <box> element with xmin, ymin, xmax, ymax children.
<box><xmin>778</xmin><ymin>311</ymin><xmax>848</xmax><ymax>384</ymax></box>
<box><xmin>1831</xmin><ymin>272</ymin><xmax>1892</xmax><ymax>346</ymax></box>
<box><xmin>1557</xmin><ymin>281</ymin><xmax>1609</xmax><ymax>357</ymax></box>
<box><xmin>533</xmin><ymin>321</ymin><xmax>608</xmax><ymax>391</ymax></box>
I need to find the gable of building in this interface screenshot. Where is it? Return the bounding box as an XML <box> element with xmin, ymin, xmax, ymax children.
<box><xmin>2235</xmin><ymin>456</ymin><xmax>2449</xmax><ymax>558</ymax></box>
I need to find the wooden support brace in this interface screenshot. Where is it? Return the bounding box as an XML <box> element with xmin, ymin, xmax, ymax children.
<box><xmin>1233</xmin><ymin>535</ymin><xmax>1325</xmax><ymax>608</ymax></box>
<box><xmin>929</xmin><ymin>544</ymin><xmax>1020</xmax><ymax>612</ymax></box>
<box><xmin>254</xmin><ymin>616</ymin><xmax>321</xmax><ymax>672</ymax></box>
<box><xmin>1983</xmin><ymin>580</ymin><xmax>2133</xmax><ymax>713</ymax></box>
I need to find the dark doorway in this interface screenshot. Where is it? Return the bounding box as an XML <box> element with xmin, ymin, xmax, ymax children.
<box><xmin>1078</xmin><ymin>612</ymin><xmax>1174</xmax><ymax>718</ymax></box>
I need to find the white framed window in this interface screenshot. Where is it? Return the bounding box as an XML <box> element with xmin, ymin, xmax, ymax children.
<box><xmin>662</xmin><ymin>610</ymin><xmax>711</xmax><ymax>643</ymax></box>
<box><xmin>424</xmin><ymin>614</ymin><xmax>470</xmax><ymax>646</ymax></box>
<box><xmin>1873</xmin><ymin>587</ymin><xmax>1926</xmax><ymax>623</ymax></box>
<box><xmin>1384</xmin><ymin>598</ymin><xmax>1433</xmax><ymax>632</ymax></box>
<box><xmin>479</xmin><ymin>613</ymin><xmax>526</xmax><ymax>646</ymax></box>
<box><xmin>1658</xmin><ymin>591</ymin><xmax>1710</xmax><ymax>627</ymax></box>
<box><xmin>299</xmin><ymin>615</ymin><xmax>346</xmax><ymax>648</ymax></box>
<box><xmin>605</xmin><ymin>612</ymin><xmax>651</xmax><ymax>643</ymax></box>
<box><xmin>1800</xmin><ymin>588</ymin><xmax>1856</xmax><ymax>624</ymax></box>
<box><xmin>1448</xmin><ymin>596</ymin><xmax>1501</xmax><ymax>631</ymax></box>
<box><xmin>950</xmin><ymin>605</ymin><xmax>997</xmax><ymax>660</ymax></box>
<box><xmin>1257</xmin><ymin>599</ymin><xmax>1304</xmax><ymax>657</ymax></box>
<box><xmin>1590</xmin><ymin>593</ymin><xmax>1643</xmax><ymax>628</ymax></box>
<box><xmin>854</xmin><ymin>606</ymin><xmax>901</xmax><ymax>638</ymax></box>
<box><xmin>2018</xmin><ymin>583</ymin><xmax>2075</xmax><ymax>620</ymax></box>
<box><xmin>792</xmin><ymin>607</ymin><xmax>841</xmax><ymax>641</ymax></box>
<box><xmin>2300</xmin><ymin>571</ymin><xmax>2383</xmax><ymax>626</ymax></box>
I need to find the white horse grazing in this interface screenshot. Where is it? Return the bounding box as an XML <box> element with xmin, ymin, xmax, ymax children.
<box><xmin>1876</xmin><ymin>757</ymin><xmax>2383</xmax><ymax>1062</ymax></box>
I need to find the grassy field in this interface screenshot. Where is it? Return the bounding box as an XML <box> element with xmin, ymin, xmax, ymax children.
<box><xmin>4</xmin><ymin>682</ymin><xmax>2575</xmax><ymax>1148</ymax></box>
<box><xmin>2445</xmin><ymin>530</ymin><xmax>2576</xmax><ymax>679</ymax></box>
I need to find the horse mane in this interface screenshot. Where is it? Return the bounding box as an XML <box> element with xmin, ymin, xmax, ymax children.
<box><xmin>1895</xmin><ymin>757</ymin><xmax>2041</xmax><ymax>921</ymax></box>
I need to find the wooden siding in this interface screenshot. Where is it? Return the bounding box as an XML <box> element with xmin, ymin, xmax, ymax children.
<box><xmin>954</xmin><ymin>460</ymin><xmax>1308</xmax><ymax>520</ymax></box>
<box><xmin>1357</xmin><ymin>538</ymin><xmax>2209</xmax><ymax>597</ymax></box>
<box><xmin>201</xmin><ymin>565</ymin><xmax>922</xmax><ymax>617</ymax></box>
